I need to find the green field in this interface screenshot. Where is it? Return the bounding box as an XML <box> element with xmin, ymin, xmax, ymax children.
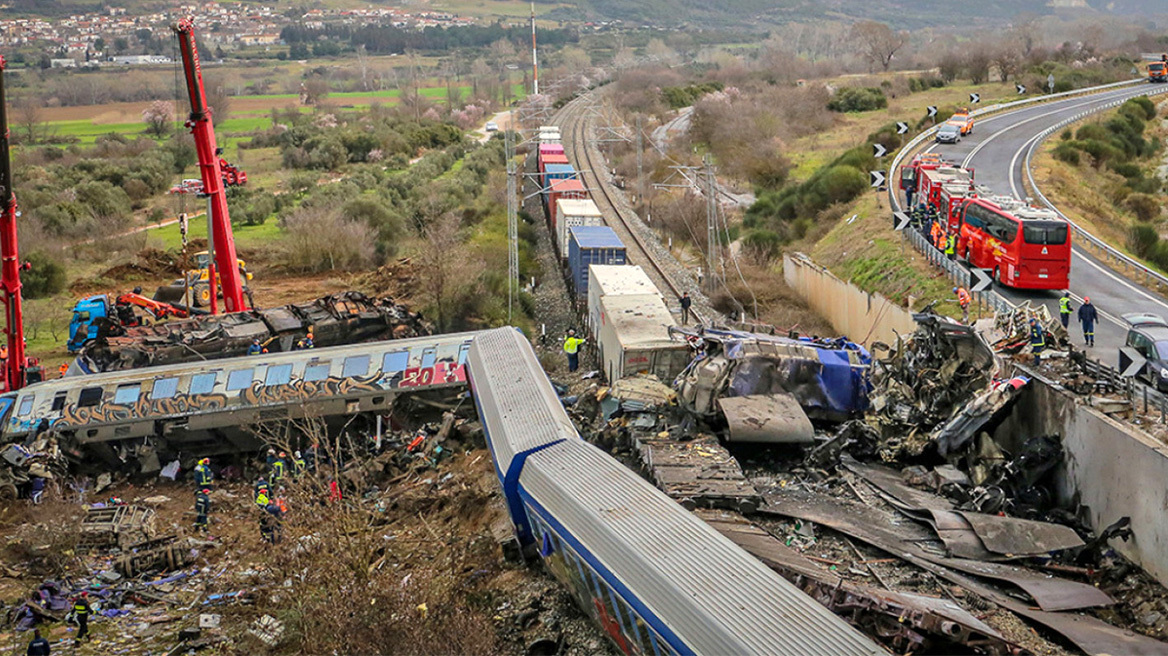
<box><xmin>48</xmin><ymin>116</ymin><xmax>274</xmax><ymax>145</ymax></box>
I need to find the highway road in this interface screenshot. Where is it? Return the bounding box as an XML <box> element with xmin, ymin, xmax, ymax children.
<box><xmin>918</xmin><ymin>84</ymin><xmax>1168</xmax><ymax>357</ymax></box>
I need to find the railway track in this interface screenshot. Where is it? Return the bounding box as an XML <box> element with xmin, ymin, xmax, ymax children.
<box><xmin>555</xmin><ymin>92</ymin><xmax>719</xmax><ymax>325</ymax></box>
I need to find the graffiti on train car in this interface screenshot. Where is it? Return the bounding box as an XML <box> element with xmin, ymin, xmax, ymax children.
<box><xmin>54</xmin><ymin>392</ymin><xmax>231</xmax><ymax>428</ymax></box>
<box><xmin>393</xmin><ymin>363</ymin><xmax>466</xmax><ymax>388</ymax></box>
<box><xmin>240</xmin><ymin>375</ymin><xmax>382</xmax><ymax>406</ymax></box>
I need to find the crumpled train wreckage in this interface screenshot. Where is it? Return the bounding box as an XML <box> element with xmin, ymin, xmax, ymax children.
<box><xmin>78</xmin><ymin>292</ymin><xmax>430</xmax><ymax>373</ymax></box>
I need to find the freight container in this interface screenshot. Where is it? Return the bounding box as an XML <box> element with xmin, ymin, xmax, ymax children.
<box><xmin>538</xmin><ymin>144</ymin><xmax>565</xmax><ymax>157</ymax></box>
<box><xmin>539</xmin><ymin>126</ymin><xmax>562</xmax><ymax>143</ymax></box>
<box><xmin>543</xmin><ymin>163</ymin><xmax>576</xmax><ymax>184</ymax></box>
<box><xmin>538</xmin><ymin>152</ymin><xmax>570</xmax><ymax>174</ymax></box>
<box><xmin>545</xmin><ymin>178</ymin><xmax>587</xmax><ymax>228</ymax></box>
<box><xmin>596</xmin><ymin>293</ymin><xmax>688</xmax><ymax>383</ymax></box>
<box><xmin>555</xmin><ymin>198</ymin><xmax>603</xmax><ymax>256</ymax></box>
<box><xmin>568</xmin><ymin>226</ymin><xmax>626</xmax><ymax>298</ymax></box>
<box><xmin>587</xmin><ymin>265</ymin><xmax>659</xmax><ymax>332</ymax></box>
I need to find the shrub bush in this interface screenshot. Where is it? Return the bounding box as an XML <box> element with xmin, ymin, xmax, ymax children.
<box><xmin>1051</xmin><ymin>142</ymin><xmax>1080</xmax><ymax>165</ymax></box>
<box><xmin>22</xmin><ymin>251</ymin><xmax>66</xmax><ymax>299</ymax></box>
<box><xmin>1126</xmin><ymin>193</ymin><xmax>1162</xmax><ymax>223</ymax></box>
<box><xmin>827</xmin><ymin>87</ymin><xmax>887</xmax><ymax>113</ymax></box>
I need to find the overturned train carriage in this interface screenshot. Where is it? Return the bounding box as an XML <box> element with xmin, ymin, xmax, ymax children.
<box><xmin>6</xmin><ymin>333</ymin><xmax>474</xmax><ymax>472</ymax></box>
<box><xmin>77</xmin><ymin>292</ymin><xmax>429</xmax><ymax>373</ymax></box>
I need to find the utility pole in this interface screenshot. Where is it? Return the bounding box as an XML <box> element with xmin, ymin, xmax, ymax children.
<box><xmin>635</xmin><ymin>114</ymin><xmax>643</xmax><ymax>203</ymax></box>
<box><xmin>505</xmin><ymin>128</ymin><xmax>518</xmax><ymax>323</ymax></box>
<box><xmin>704</xmin><ymin>154</ymin><xmax>719</xmax><ymax>294</ymax></box>
<box><xmin>530</xmin><ymin>3</ymin><xmax>538</xmax><ymax>96</ymax></box>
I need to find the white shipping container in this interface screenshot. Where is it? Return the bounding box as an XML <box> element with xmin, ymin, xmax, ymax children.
<box><xmin>588</xmin><ymin>265</ymin><xmax>660</xmax><ymax>333</ymax></box>
<box><xmin>555</xmin><ymin>199</ymin><xmax>604</xmax><ymax>256</ymax></box>
<box><xmin>596</xmin><ymin>293</ymin><xmax>688</xmax><ymax>383</ymax></box>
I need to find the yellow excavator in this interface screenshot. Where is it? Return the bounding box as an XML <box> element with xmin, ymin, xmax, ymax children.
<box><xmin>154</xmin><ymin>251</ymin><xmax>253</xmax><ymax>308</ymax></box>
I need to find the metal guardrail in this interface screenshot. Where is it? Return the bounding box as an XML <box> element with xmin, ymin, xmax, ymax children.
<box><xmin>1023</xmin><ymin>85</ymin><xmax>1168</xmax><ymax>293</ymax></box>
<box><xmin>885</xmin><ymin>78</ymin><xmax>1153</xmax><ymax>319</ymax></box>
<box><xmin>901</xmin><ymin>223</ymin><xmax>1012</xmax><ymax>316</ymax></box>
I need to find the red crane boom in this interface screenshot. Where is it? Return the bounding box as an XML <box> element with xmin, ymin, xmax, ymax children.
<box><xmin>172</xmin><ymin>18</ymin><xmax>246</xmax><ymax>314</ymax></box>
<box><xmin>0</xmin><ymin>55</ymin><xmax>32</xmax><ymax>392</ymax></box>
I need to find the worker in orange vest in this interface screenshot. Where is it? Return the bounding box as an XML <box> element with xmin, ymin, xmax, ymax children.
<box><xmin>930</xmin><ymin>221</ymin><xmax>944</xmax><ymax>251</ymax></box>
<box><xmin>58</xmin><ymin>362</ymin><xmax>68</xmax><ymax>378</ymax></box>
<box><xmin>953</xmin><ymin>286</ymin><xmax>972</xmax><ymax>323</ymax></box>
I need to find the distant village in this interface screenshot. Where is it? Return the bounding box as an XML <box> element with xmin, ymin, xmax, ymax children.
<box><xmin>0</xmin><ymin>2</ymin><xmax>480</xmax><ymax>67</ymax></box>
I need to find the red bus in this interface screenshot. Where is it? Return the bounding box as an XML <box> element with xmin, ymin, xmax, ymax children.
<box><xmin>955</xmin><ymin>197</ymin><xmax>1071</xmax><ymax>289</ymax></box>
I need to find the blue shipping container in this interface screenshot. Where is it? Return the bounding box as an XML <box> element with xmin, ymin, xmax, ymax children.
<box><xmin>568</xmin><ymin>226</ymin><xmax>627</xmax><ymax>297</ymax></box>
<box><xmin>544</xmin><ymin>163</ymin><xmax>577</xmax><ymax>183</ymax></box>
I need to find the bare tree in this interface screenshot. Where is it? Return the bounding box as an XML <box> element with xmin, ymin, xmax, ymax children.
<box><xmin>992</xmin><ymin>43</ymin><xmax>1022</xmax><ymax>82</ymax></box>
<box><xmin>963</xmin><ymin>48</ymin><xmax>993</xmax><ymax>85</ymax></box>
<box><xmin>302</xmin><ymin>76</ymin><xmax>330</xmax><ymax>106</ymax></box>
<box><xmin>13</xmin><ymin>94</ymin><xmax>47</xmax><ymax>145</ymax></box>
<box><xmin>937</xmin><ymin>52</ymin><xmax>963</xmax><ymax>83</ymax></box>
<box><xmin>204</xmin><ymin>75</ymin><xmax>232</xmax><ymax>127</ymax></box>
<box><xmin>355</xmin><ymin>44</ymin><xmax>370</xmax><ymax>91</ymax></box>
<box><xmin>416</xmin><ymin>213</ymin><xmax>483</xmax><ymax>332</ymax></box>
<box><xmin>851</xmin><ymin>21</ymin><xmax>908</xmax><ymax>71</ymax></box>
<box><xmin>1010</xmin><ymin>12</ymin><xmax>1041</xmax><ymax>57</ymax></box>
<box><xmin>280</xmin><ymin>206</ymin><xmax>375</xmax><ymax>273</ymax></box>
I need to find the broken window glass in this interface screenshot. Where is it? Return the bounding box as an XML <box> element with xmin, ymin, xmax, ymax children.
<box><xmin>17</xmin><ymin>394</ymin><xmax>34</xmax><ymax>416</ymax></box>
<box><xmin>78</xmin><ymin>387</ymin><xmax>103</xmax><ymax>408</ymax></box>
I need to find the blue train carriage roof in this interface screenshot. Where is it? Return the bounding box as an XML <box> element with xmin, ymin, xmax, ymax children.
<box><xmin>519</xmin><ymin>438</ymin><xmax>886</xmax><ymax>656</ymax></box>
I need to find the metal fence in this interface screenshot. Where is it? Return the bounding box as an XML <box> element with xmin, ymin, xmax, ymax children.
<box><xmin>902</xmin><ymin>224</ymin><xmax>1012</xmax><ymax>316</ymax></box>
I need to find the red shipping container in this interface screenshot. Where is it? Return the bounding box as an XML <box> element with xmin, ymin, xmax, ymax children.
<box><xmin>538</xmin><ymin>152</ymin><xmax>570</xmax><ymax>174</ymax></box>
<box><xmin>547</xmin><ymin>178</ymin><xmax>587</xmax><ymax>228</ymax></box>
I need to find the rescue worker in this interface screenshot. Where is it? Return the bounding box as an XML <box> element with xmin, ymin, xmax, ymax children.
<box><xmin>953</xmin><ymin>287</ymin><xmax>971</xmax><ymax>324</ymax></box>
<box><xmin>904</xmin><ymin>177</ymin><xmax>917</xmax><ymax>208</ymax></box>
<box><xmin>255</xmin><ymin>485</ymin><xmax>271</xmax><ymax>509</ymax></box>
<box><xmin>944</xmin><ymin>232</ymin><xmax>957</xmax><ymax>261</ymax></box>
<box><xmin>292</xmin><ymin>450</ymin><xmax>306</xmax><ymax>478</ymax></box>
<box><xmin>1029</xmin><ymin>318</ymin><xmax>1046</xmax><ymax>365</ymax></box>
<box><xmin>1078</xmin><ymin>297</ymin><xmax>1097</xmax><ymax>347</ymax></box>
<box><xmin>304</xmin><ymin>443</ymin><xmax>318</xmax><ymax>473</ymax></box>
<box><xmin>254</xmin><ymin>476</ymin><xmax>268</xmax><ymax>498</ymax></box>
<box><xmin>193</xmin><ymin>458</ymin><xmax>213</xmax><ymax>491</ymax></box>
<box><xmin>1059</xmin><ymin>292</ymin><xmax>1073</xmax><ymax>330</ymax></box>
<box><xmin>259</xmin><ymin>512</ymin><xmax>278</xmax><ymax>544</ymax></box>
<box><xmin>72</xmin><ymin>591</ymin><xmax>92</xmax><ymax>644</ymax></box>
<box><xmin>58</xmin><ymin>362</ymin><xmax>68</xmax><ymax>378</ymax></box>
<box><xmin>303</xmin><ymin>327</ymin><xmax>315</xmax><ymax>349</ymax></box>
<box><xmin>26</xmin><ymin>628</ymin><xmax>50</xmax><ymax>655</ymax></box>
<box><xmin>679</xmin><ymin>292</ymin><xmax>693</xmax><ymax>325</ymax></box>
<box><xmin>563</xmin><ymin>329</ymin><xmax>586</xmax><ymax>373</ymax></box>
<box><xmin>930</xmin><ymin>220</ymin><xmax>943</xmax><ymax>250</ymax></box>
<box><xmin>195</xmin><ymin>488</ymin><xmax>211</xmax><ymax>533</ymax></box>
<box><xmin>247</xmin><ymin>339</ymin><xmax>263</xmax><ymax>355</ymax></box>
<box><xmin>270</xmin><ymin>452</ymin><xmax>286</xmax><ymax>485</ymax></box>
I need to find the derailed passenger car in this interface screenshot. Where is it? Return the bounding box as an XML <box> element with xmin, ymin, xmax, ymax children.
<box><xmin>77</xmin><ymin>292</ymin><xmax>429</xmax><ymax>373</ymax></box>
<box><xmin>673</xmin><ymin>328</ymin><xmax>872</xmax><ymax>442</ymax></box>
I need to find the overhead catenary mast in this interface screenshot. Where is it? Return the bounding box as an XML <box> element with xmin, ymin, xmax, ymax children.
<box><xmin>531</xmin><ymin>2</ymin><xmax>538</xmax><ymax>95</ymax></box>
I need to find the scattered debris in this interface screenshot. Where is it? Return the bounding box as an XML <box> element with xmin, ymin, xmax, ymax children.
<box><xmin>248</xmin><ymin>614</ymin><xmax>285</xmax><ymax>647</ymax></box>
<box><xmin>78</xmin><ymin>504</ymin><xmax>155</xmax><ymax>550</ymax></box>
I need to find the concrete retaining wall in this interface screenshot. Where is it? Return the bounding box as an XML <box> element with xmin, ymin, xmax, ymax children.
<box><xmin>994</xmin><ymin>369</ymin><xmax>1168</xmax><ymax>584</ymax></box>
<box><xmin>783</xmin><ymin>253</ymin><xmax>917</xmax><ymax>347</ymax></box>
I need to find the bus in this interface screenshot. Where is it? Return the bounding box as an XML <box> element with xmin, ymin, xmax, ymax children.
<box><xmin>955</xmin><ymin>197</ymin><xmax>1071</xmax><ymax>290</ymax></box>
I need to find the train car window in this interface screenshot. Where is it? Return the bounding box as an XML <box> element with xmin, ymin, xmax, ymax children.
<box><xmin>51</xmin><ymin>392</ymin><xmax>67</xmax><ymax>412</ymax></box>
<box><xmin>0</xmin><ymin>396</ymin><xmax>14</xmax><ymax>426</ymax></box>
<box><xmin>304</xmin><ymin>362</ymin><xmax>331</xmax><ymax>382</ymax></box>
<box><xmin>382</xmin><ymin>351</ymin><xmax>409</xmax><ymax>373</ymax></box>
<box><xmin>457</xmin><ymin>343</ymin><xmax>471</xmax><ymax>365</ymax></box>
<box><xmin>78</xmin><ymin>387</ymin><xmax>103</xmax><ymax>408</ymax></box>
<box><xmin>342</xmin><ymin>355</ymin><xmax>370</xmax><ymax>378</ymax></box>
<box><xmin>151</xmin><ymin>377</ymin><xmax>179</xmax><ymax>400</ymax></box>
<box><xmin>17</xmin><ymin>394</ymin><xmax>35</xmax><ymax>416</ymax></box>
<box><xmin>226</xmin><ymin>369</ymin><xmax>255</xmax><ymax>392</ymax></box>
<box><xmin>421</xmin><ymin>348</ymin><xmax>437</xmax><ymax>369</ymax></box>
<box><xmin>113</xmin><ymin>384</ymin><xmax>141</xmax><ymax>405</ymax></box>
<box><xmin>265</xmin><ymin>364</ymin><xmax>293</xmax><ymax>387</ymax></box>
<box><xmin>189</xmin><ymin>373</ymin><xmax>218</xmax><ymax>395</ymax></box>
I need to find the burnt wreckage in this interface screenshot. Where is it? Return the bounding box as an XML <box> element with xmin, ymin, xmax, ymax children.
<box><xmin>76</xmin><ymin>292</ymin><xmax>429</xmax><ymax>373</ymax></box>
